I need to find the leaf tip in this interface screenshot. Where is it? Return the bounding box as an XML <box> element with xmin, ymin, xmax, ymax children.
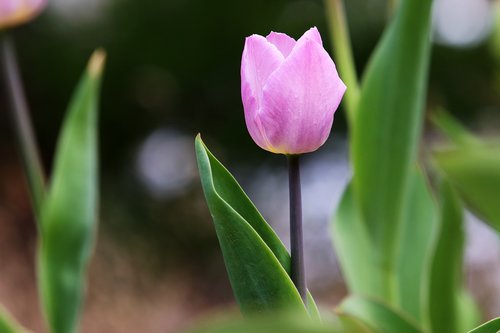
<box><xmin>194</xmin><ymin>133</ymin><xmax>207</xmax><ymax>160</ymax></box>
<box><xmin>87</xmin><ymin>49</ymin><xmax>107</xmax><ymax>79</ymax></box>
<box><xmin>195</xmin><ymin>133</ymin><xmax>206</xmax><ymax>149</ymax></box>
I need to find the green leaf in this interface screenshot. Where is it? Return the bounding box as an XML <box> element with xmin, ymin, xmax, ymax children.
<box><xmin>38</xmin><ymin>50</ymin><xmax>105</xmax><ymax>333</ymax></box>
<box><xmin>333</xmin><ymin>171</ymin><xmax>444</xmax><ymax>329</ymax></box>
<box><xmin>490</xmin><ymin>1</ymin><xmax>500</xmax><ymax>61</ymax></box>
<box><xmin>333</xmin><ymin>172</ymin><xmax>441</xmax><ymax>327</ymax></box>
<box><xmin>430</xmin><ymin>109</ymin><xmax>481</xmax><ymax>147</ymax></box>
<box><xmin>339</xmin><ymin>296</ymin><xmax>423</xmax><ymax>333</ymax></box>
<box><xmin>328</xmin><ymin>313</ymin><xmax>374</xmax><ymax>333</ymax></box>
<box><xmin>457</xmin><ymin>290</ymin><xmax>482</xmax><ymax>333</ymax></box>
<box><xmin>331</xmin><ymin>182</ymin><xmax>381</xmax><ymax>297</ymax></box>
<box><xmin>351</xmin><ymin>0</ymin><xmax>433</xmax><ymax>300</ymax></box>
<box><xmin>428</xmin><ymin>180</ymin><xmax>480</xmax><ymax>333</ymax></box>
<box><xmin>195</xmin><ymin>135</ymin><xmax>306</xmax><ymax>315</ymax></box>
<box><xmin>307</xmin><ymin>292</ymin><xmax>321</xmax><ymax>322</ymax></box>
<box><xmin>433</xmin><ymin>143</ymin><xmax>500</xmax><ymax>233</ymax></box>
<box><xmin>0</xmin><ymin>305</ymin><xmax>29</xmax><ymax>333</ymax></box>
<box><xmin>185</xmin><ymin>311</ymin><xmax>371</xmax><ymax>333</ymax></box>
<box><xmin>467</xmin><ymin>318</ymin><xmax>500</xmax><ymax>333</ymax></box>
<box><xmin>396</xmin><ymin>169</ymin><xmax>439</xmax><ymax>326</ymax></box>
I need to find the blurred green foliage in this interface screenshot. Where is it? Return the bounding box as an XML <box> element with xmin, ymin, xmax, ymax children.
<box><xmin>0</xmin><ymin>305</ymin><xmax>29</xmax><ymax>333</ymax></box>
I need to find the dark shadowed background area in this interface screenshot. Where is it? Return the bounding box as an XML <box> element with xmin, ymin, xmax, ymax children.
<box><xmin>1</xmin><ymin>0</ymin><xmax>499</xmax><ymax>331</ymax></box>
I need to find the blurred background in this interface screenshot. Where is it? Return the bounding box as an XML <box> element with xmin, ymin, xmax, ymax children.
<box><xmin>0</xmin><ymin>0</ymin><xmax>499</xmax><ymax>331</ymax></box>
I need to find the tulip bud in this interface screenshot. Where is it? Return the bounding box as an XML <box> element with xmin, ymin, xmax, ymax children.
<box><xmin>0</xmin><ymin>0</ymin><xmax>47</xmax><ymax>30</ymax></box>
<box><xmin>241</xmin><ymin>27</ymin><xmax>346</xmax><ymax>155</ymax></box>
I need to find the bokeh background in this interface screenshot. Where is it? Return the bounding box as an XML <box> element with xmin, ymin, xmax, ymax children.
<box><xmin>1</xmin><ymin>0</ymin><xmax>499</xmax><ymax>331</ymax></box>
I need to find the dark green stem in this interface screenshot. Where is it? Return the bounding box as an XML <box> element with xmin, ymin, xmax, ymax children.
<box><xmin>288</xmin><ymin>154</ymin><xmax>306</xmax><ymax>302</ymax></box>
<box><xmin>1</xmin><ymin>34</ymin><xmax>46</xmax><ymax>217</ymax></box>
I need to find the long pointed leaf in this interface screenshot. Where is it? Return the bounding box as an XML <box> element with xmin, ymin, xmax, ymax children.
<box><xmin>38</xmin><ymin>50</ymin><xmax>105</xmax><ymax>333</ymax></box>
<box><xmin>351</xmin><ymin>0</ymin><xmax>433</xmax><ymax>299</ymax></box>
<box><xmin>195</xmin><ymin>135</ymin><xmax>306</xmax><ymax>315</ymax></box>
<box><xmin>331</xmin><ymin>182</ymin><xmax>382</xmax><ymax>297</ymax></box>
<box><xmin>333</xmin><ymin>171</ymin><xmax>441</xmax><ymax>326</ymax></box>
<box><xmin>396</xmin><ymin>169</ymin><xmax>439</xmax><ymax>326</ymax></box>
<box><xmin>196</xmin><ymin>136</ymin><xmax>290</xmax><ymax>273</ymax></box>
<box><xmin>428</xmin><ymin>180</ymin><xmax>480</xmax><ymax>333</ymax></box>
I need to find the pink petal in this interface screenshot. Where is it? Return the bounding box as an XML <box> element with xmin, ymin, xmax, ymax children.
<box><xmin>0</xmin><ymin>0</ymin><xmax>48</xmax><ymax>28</ymax></box>
<box><xmin>297</xmin><ymin>26</ymin><xmax>323</xmax><ymax>46</ymax></box>
<box><xmin>0</xmin><ymin>0</ymin><xmax>18</xmax><ymax>16</ymax></box>
<box><xmin>29</xmin><ymin>0</ymin><xmax>48</xmax><ymax>11</ymax></box>
<box><xmin>266</xmin><ymin>32</ymin><xmax>296</xmax><ymax>58</ymax></box>
<box><xmin>241</xmin><ymin>34</ymin><xmax>284</xmax><ymax>150</ymax></box>
<box><xmin>257</xmin><ymin>36</ymin><xmax>346</xmax><ymax>154</ymax></box>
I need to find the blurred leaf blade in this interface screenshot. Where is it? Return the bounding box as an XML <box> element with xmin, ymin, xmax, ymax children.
<box><xmin>457</xmin><ymin>290</ymin><xmax>482</xmax><ymax>333</ymax></box>
<box><xmin>0</xmin><ymin>305</ymin><xmax>30</xmax><ymax>333</ymax></box>
<box><xmin>351</xmin><ymin>0</ymin><xmax>433</xmax><ymax>299</ymax></box>
<box><xmin>185</xmin><ymin>311</ymin><xmax>370</xmax><ymax>333</ymax></box>
<box><xmin>324</xmin><ymin>0</ymin><xmax>360</xmax><ymax>122</ymax></box>
<box><xmin>331</xmin><ymin>182</ymin><xmax>382</xmax><ymax>297</ymax></box>
<box><xmin>396</xmin><ymin>169</ymin><xmax>439</xmax><ymax>325</ymax></box>
<box><xmin>334</xmin><ymin>171</ymin><xmax>441</xmax><ymax>327</ymax></box>
<box><xmin>467</xmin><ymin>318</ymin><xmax>500</xmax><ymax>333</ymax></box>
<box><xmin>307</xmin><ymin>292</ymin><xmax>321</xmax><ymax>322</ymax></box>
<box><xmin>195</xmin><ymin>135</ymin><xmax>307</xmax><ymax>315</ymax></box>
<box><xmin>428</xmin><ymin>179</ymin><xmax>480</xmax><ymax>333</ymax></box>
<box><xmin>431</xmin><ymin>109</ymin><xmax>480</xmax><ymax>147</ymax></box>
<box><xmin>433</xmin><ymin>143</ymin><xmax>500</xmax><ymax>233</ymax></box>
<box><xmin>329</xmin><ymin>314</ymin><xmax>374</xmax><ymax>333</ymax></box>
<box><xmin>38</xmin><ymin>50</ymin><xmax>105</xmax><ymax>333</ymax></box>
<box><xmin>339</xmin><ymin>296</ymin><xmax>423</xmax><ymax>333</ymax></box>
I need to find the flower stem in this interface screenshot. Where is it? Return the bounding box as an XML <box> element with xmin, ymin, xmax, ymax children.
<box><xmin>287</xmin><ymin>154</ymin><xmax>306</xmax><ymax>302</ymax></box>
<box><xmin>1</xmin><ymin>34</ymin><xmax>46</xmax><ymax>217</ymax></box>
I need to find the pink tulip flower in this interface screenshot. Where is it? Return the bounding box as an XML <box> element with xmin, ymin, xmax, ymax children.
<box><xmin>0</xmin><ymin>0</ymin><xmax>47</xmax><ymax>30</ymax></box>
<box><xmin>241</xmin><ymin>27</ymin><xmax>346</xmax><ymax>155</ymax></box>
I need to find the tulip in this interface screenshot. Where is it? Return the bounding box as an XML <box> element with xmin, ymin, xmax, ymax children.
<box><xmin>0</xmin><ymin>0</ymin><xmax>47</xmax><ymax>30</ymax></box>
<box><xmin>241</xmin><ymin>27</ymin><xmax>346</xmax><ymax>155</ymax></box>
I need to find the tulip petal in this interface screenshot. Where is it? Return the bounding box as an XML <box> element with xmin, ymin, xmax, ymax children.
<box><xmin>241</xmin><ymin>35</ymin><xmax>284</xmax><ymax>150</ymax></box>
<box><xmin>297</xmin><ymin>27</ymin><xmax>323</xmax><ymax>46</ymax></box>
<box><xmin>258</xmin><ymin>37</ymin><xmax>346</xmax><ymax>154</ymax></box>
<box><xmin>266</xmin><ymin>32</ymin><xmax>296</xmax><ymax>58</ymax></box>
<box><xmin>29</xmin><ymin>0</ymin><xmax>46</xmax><ymax>10</ymax></box>
<box><xmin>0</xmin><ymin>0</ymin><xmax>17</xmax><ymax>16</ymax></box>
<box><xmin>0</xmin><ymin>0</ymin><xmax>47</xmax><ymax>29</ymax></box>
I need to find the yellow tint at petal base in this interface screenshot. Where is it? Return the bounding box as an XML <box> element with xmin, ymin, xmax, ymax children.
<box><xmin>0</xmin><ymin>2</ymin><xmax>45</xmax><ymax>30</ymax></box>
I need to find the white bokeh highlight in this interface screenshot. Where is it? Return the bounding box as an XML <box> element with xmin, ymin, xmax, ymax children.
<box><xmin>433</xmin><ymin>0</ymin><xmax>493</xmax><ymax>47</ymax></box>
<box><xmin>136</xmin><ymin>129</ymin><xmax>197</xmax><ymax>199</ymax></box>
